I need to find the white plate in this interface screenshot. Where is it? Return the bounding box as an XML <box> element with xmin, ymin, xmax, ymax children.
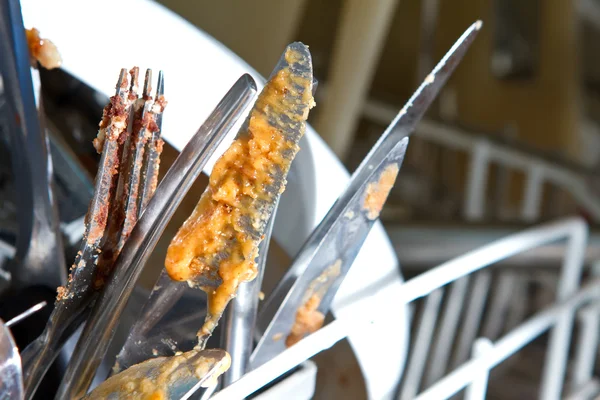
<box><xmin>20</xmin><ymin>1</ymin><xmax>408</xmax><ymax>398</ymax></box>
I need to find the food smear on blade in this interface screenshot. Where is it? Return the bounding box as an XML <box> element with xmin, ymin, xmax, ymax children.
<box><xmin>84</xmin><ymin>349</ymin><xmax>231</xmax><ymax>400</ymax></box>
<box><xmin>286</xmin><ymin>294</ymin><xmax>324</xmax><ymax>347</ymax></box>
<box><xmin>165</xmin><ymin>43</ymin><xmax>315</xmax><ymax>342</ymax></box>
<box><xmin>25</xmin><ymin>28</ymin><xmax>62</xmax><ymax>69</ymax></box>
<box><xmin>286</xmin><ymin>259</ymin><xmax>341</xmax><ymax>347</ymax></box>
<box><xmin>363</xmin><ymin>163</ymin><xmax>399</xmax><ymax>220</ymax></box>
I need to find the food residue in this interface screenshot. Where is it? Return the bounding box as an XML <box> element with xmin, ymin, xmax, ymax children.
<box><xmin>84</xmin><ymin>349</ymin><xmax>231</xmax><ymax>400</ymax></box>
<box><xmin>286</xmin><ymin>260</ymin><xmax>342</xmax><ymax>347</ymax></box>
<box><xmin>91</xmin><ymin>73</ymin><xmax>131</xmax><ymax>154</ymax></box>
<box><xmin>286</xmin><ymin>295</ymin><xmax>325</xmax><ymax>347</ymax></box>
<box><xmin>363</xmin><ymin>164</ymin><xmax>399</xmax><ymax>220</ymax></box>
<box><xmin>55</xmin><ymin>286</ymin><xmax>68</xmax><ymax>301</ymax></box>
<box><xmin>272</xmin><ymin>333</ymin><xmax>284</xmax><ymax>342</ymax></box>
<box><xmin>25</xmin><ymin>28</ymin><xmax>62</xmax><ymax>69</ymax></box>
<box><xmin>165</xmin><ymin>44</ymin><xmax>315</xmax><ymax>342</ymax></box>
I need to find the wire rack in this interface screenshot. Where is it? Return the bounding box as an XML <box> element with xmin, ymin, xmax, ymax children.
<box><xmin>213</xmin><ymin>216</ymin><xmax>600</xmax><ymax>400</ymax></box>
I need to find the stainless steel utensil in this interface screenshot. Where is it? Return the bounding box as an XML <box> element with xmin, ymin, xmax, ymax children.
<box><xmin>21</xmin><ymin>68</ymin><xmax>166</xmax><ymax>399</ymax></box>
<box><xmin>0</xmin><ymin>302</ymin><xmax>48</xmax><ymax>400</ymax></box>
<box><xmin>163</xmin><ymin>42</ymin><xmax>314</xmax><ymax>350</ymax></box>
<box><xmin>55</xmin><ymin>74</ymin><xmax>258</xmax><ymax>399</ymax></box>
<box><xmin>221</xmin><ymin>202</ymin><xmax>277</xmax><ymax>386</ymax></box>
<box><xmin>0</xmin><ymin>319</ymin><xmax>22</xmax><ymax>400</ymax></box>
<box><xmin>187</xmin><ymin>202</ymin><xmax>280</xmax><ymax>400</ymax></box>
<box><xmin>84</xmin><ymin>349</ymin><xmax>230</xmax><ymax>400</ymax></box>
<box><xmin>250</xmin><ymin>20</ymin><xmax>482</xmax><ymax>370</ymax></box>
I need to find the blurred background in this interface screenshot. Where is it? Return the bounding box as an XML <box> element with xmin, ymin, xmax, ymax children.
<box><xmin>155</xmin><ymin>0</ymin><xmax>600</xmax><ymax>222</ymax></box>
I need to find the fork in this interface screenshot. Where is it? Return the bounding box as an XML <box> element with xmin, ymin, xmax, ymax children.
<box><xmin>21</xmin><ymin>67</ymin><xmax>166</xmax><ymax>399</ymax></box>
<box><xmin>55</xmin><ymin>73</ymin><xmax>258</xmax><ymax>399</ymax></box>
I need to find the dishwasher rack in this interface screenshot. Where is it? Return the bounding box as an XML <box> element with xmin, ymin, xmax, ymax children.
<box><xmin>216</xmin><ymin>216</ymin><xmax>599</xmax><ymax>400</ymax></box>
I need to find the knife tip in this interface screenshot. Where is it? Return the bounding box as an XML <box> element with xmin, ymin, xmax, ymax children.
<box><xmin>270</xmin><ymin>42</ymin><xmax>313</xmax><ymax>81</ymax></box>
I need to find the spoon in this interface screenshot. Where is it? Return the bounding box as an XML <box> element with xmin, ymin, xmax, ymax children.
<box><xmin>84</xmin><ymin>349</ymin><xmax>230</xmax><ymax>400</ymax></box>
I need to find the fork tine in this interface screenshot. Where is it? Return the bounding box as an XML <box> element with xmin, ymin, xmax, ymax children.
<box><xmin>155</xmin><ymin>70</ymin><xmax>165</xmax><ymax>100</ymax></box>
<box><xmin>76</xmin><ymin>67</ymin><xmax>133</xmax><ymax>281</ymax></box>
<box><xmin>143</xmin><ymin>68</ymin><xmax>153</xmax><ymax>99</ymax></box>
<box><xmin>128</xmin><ymin>66</ymin><xmax>140</xmax><ymax>97</ymax></box>
<box><xmin>93</xmin><ymin>68</ymin><xmax>140</xmax><ymax>286</ymax></box>
<box><xmin>110</xmin><ymin>69</ymin><xmax>162</xmax><ymax>267</ymax></box>
<box><xmin>139</xmin><ymin>70</ymin><xmax>165</xmax><ymax>211</ymax></box>
<box><xmin>86</xmin><ymin>68</ymin><xmax>129</xmax><ymax>246</ymax></box>
<box><xmin>22</xmin><ymin>68</ymin><xmax>134</xmax><ymax>399</ymax></box>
